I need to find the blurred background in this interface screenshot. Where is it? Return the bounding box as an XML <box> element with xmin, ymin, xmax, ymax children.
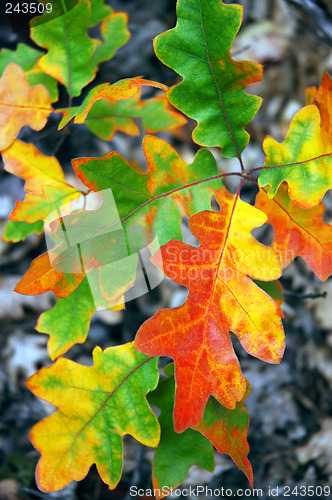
<box><xmin>0</xmin><ymin>0</ymin><xmax>332</xmax><ymax>498</ymax></box>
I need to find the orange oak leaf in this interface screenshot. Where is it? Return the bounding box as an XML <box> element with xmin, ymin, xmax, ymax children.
<box><xmin>58</xmin><ymin>77</ymin><xmax>169</xmax><ymax>127</ymax></box>
<box><xmin>255</xmin><ymin>183</ymin><xmax>332</xmax><ymax>281</ymax></box>
<box><xmin>0</xmin><ymin>63</ymin><xmax>52</xmax><ymax>151</ymax></box>
<box><xmin>314</xmin><ymin>71</ymin><xmax>332</xmax><ymax>148</ymax></box>
<box><xmin>135</xmin><ymin>189</ymin><xmax>285</xmax><ymax>432</ymax></box>
<box><xmin>15</xmin><ymin>252</ymin><xmax>85</xmax><ymax>298</ymax></box>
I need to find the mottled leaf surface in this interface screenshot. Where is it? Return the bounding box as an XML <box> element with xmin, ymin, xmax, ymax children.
<box><xmin>3</xmin><ymin>140</ymin><xmax>81</xmax><ymax>224</ymax></box>
<box><xmin>135</xmin><ymin>189</ymin><xmax>285</xmax><ymax>432</ymax></box>
<box><xmin>70</xmin><ymin>92</ymin><xmax>185</xmax><ymax>141</ymax></box>
<box><xmin>198</xmin><ymin>383</ymin><xmax>252</xmax><ymax>487</ymax></box>
<box><xmin>27</xmin><ymin>343</ymin><xmax>160</xmax><ymax>492</ymax></box>
<box><xmin>0</xmin><ymin>64</ymin><xmax>52</xmax><ymax>151</ymax></box>
<box><xmin>259</xmin><ymin>73</ymin><xmax>332</xmax><ymax>208</ymax></box>
<box><xmin>58</xmin><ymin>78</ymin><xmax>169</xmax><ymax>127</ymax></box>
<box><xmin>314</xmin><ymin>71</ymin><xmax>332</xmax><ymax>148</ymax></box>
<box><xmin>256</xmin><ymin>184</ymin><xmax>332</xmax><ymax>281</ymax></box>
<box><xmin>15</xmin><ymin>252</ymin><xmax>85</xmax><ymax>298</ymax></box>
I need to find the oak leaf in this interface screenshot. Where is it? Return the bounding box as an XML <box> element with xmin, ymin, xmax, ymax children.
<box><xmin>135</xmin><ymin>189</ymin><xmax>285</xmax><ymax>432</ymax></box>
<box><xmin>314</xmin><ymin>71</ymin><xmax>332</xmax><ymax>148</ymax></box>
<box><xmin>3</xmin><ymin>220</ymin><xmax>44</xmax><ymax>243</ymax></box>
<box><xmin>3</xmin><ymin>140</ymin><xmax>81</xmax><ymax>225</ymax></box>
<box><xmin>90</xmin><ymin>11</ymin><xmax>130</xmax><ymax>68</ymax></box>
<box><xmin>58</xmin><ymin>77</ymin><xmax>169</xmax><ymax>128</ymax></box>
<box><xmin>154</xmin><ymin>0</ymin><xmax>262</xmax><ymax>158</ymax></box>
<box><xmin>22</xmin><ymin>137</ymin><xmax>219</xmax><ymax>357</ymax></box>
<box><xmin>89</xmin><ymin>0</ymin><xmax>113</xmax><ymax>27</ymax></box>
<box><xmin>258</xmin><ymin>72</ymin><xmax>332</xmax><ymax>208</ymax></box>
<box><xmin>30</xmin><ymin>0</ymin><xmax>97</xmax><ymax>98</ymax></box>
<box><xmin>15</xmin><ymin>252</ymin><xmax>85</xmax><ymax>298</ymax></box>
<box><xmin>27</xmin><ymin>343</ymin><xmax>160</xmax><ymax>492</ymax></box>
<box><xmin>36</xmin><ymin>277</ymin><xmax>96</xmax><ymax>360</ymax></box>
<box><xmin>36</xmin><ymin>269</ymin><xmax>125</xmax><ymax>361</ymax></box>
<box><xmin>0</xmin><ymin>63</ymin><xmax>52</xmax><ymax>151</ymax></box>
<box><xmin>0</xmin><ymin>44</ymin><xmax>58</xmax><ymax>102</ymax></box>
<box><xmin>256</xmin><ymin>183</ymin><xmax>332</xmax><ymax>281</ymax></box>
<box><xmin>60</xmin><ymin>91</ymin><xmax>186</xmax><ymax>141</ymax></box>
<box><xmin>49</xmin><ymin>136</ymin><xmax>219</xmax><ymax>277</ymax></box>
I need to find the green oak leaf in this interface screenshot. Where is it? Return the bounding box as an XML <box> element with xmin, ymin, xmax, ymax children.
<box><xmin>90</xmin><ymin>12</ymin><xmax>130</xmax><ymax>68</ymax></box>
<box><xmin>36</xmin><ymin>277</ymin><xmax>95</xmax><ymax>360</ymax></box>
<box><xmin>89</xmin><ymin>0</ymin><xmax>113</xmax><ymax>27</ymax></box>
<box><xmin>0</xmin><ymin>43</ymin><xmax>42</xmax><ymax>73</ymax></box>
<box><xmin>30</xmin><ymin>0</ymin><xmax>97</xmax><ymax>98</ymax></box>
<box><xmin>149</xmin><ymin>365</ymin><xmax>215</xmax><ymax>495</ymax></box>
<box><xmin>154</xmin><ymin>0</ymin><xmax>262</xmax><ymax>158</ymax></box>
<box><xmin>3</xmin><ymin>220</ymin><xmax>44</xmax><ymax>243</ymax></box>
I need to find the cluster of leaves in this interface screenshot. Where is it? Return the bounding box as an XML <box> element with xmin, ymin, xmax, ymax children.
<box><xmin>1</xmin><ymin>0</ymin><xmax>332</xmax><ymax>495</ymax></box>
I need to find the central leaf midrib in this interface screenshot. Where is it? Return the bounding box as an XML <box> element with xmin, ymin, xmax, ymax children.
<box><xmin>198</xmin><ymin>0</ymin><xmax>242</xmax><ymax>162</ymax></box>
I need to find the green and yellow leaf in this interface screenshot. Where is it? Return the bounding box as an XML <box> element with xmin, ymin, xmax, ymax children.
<box><xmin>36</xmin><ymin>277</ymin><xmax>96</xmax><ymax>360</ymax></box>
<box><xmin>30</xmin><ymin>0</ymin><xmax>97</xmax><ymax>97</ymax></box>
<box><xmin>3</xmin><ymin>140</ymin><xmax>81</xmax><ymax>224</ymax></box>
<box><xmin>90</xmin><ymin>12</ymin><xmax>130</xmax><ymax>68</ymax></box>
<box><xmin>66</xmin><ymin>91</ymin><xmax>186</xmax><ymax>141</ymax></box>
<box><xmin>27</xmin><ymin>343</ymin><xmax>160</xmax><ymax>492</ymax></box>
<box><xmin>0</xmin><ymin>44</ymin><xmax>58</xmax><ymax>102</ymax></box>
<box><xmin>258</xmin><ymin>72</ymin><xmax>332</xmax><ymax>208</ymax></box>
